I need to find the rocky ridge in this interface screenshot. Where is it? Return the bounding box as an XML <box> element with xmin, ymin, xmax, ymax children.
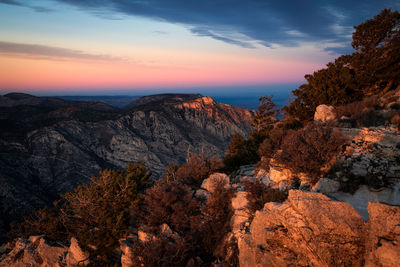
<box><xmin>1</xmin><ymin>97</ymin><xmax>400</xmax><ymax>266</ymax></box>
<box><xmin>0</xmin><ymin>93</ymin><xmax>252</xmax><ymax>241</ymax></box>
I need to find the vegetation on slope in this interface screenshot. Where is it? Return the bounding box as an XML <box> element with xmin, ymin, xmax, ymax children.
<box><xmin>5</xmin><ymin>8</ymin><xmax>400</xmax><ymax>266</ymax></box>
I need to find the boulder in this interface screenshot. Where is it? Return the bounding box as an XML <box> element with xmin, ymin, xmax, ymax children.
<box><xmin>311</xmin><ymin>177</ymin><xmax>340</xmax><ymax>193</ymax></box>
<box><xmin>230</xmin><ymin>192</ymin><xmax>250</xmax><ymax>236</ymax></box>
<box><xmin>314</xmin><ymin>104</ymin><xmax>336</xmax><ymax>122</ymax></box>
<box><xmin>66</xmin><ymin>237</ymin><xmax>89</xmax><ymax>266</ymax></box>
<box><xmin>120</xmin><ymin>235</ymin><xmax>137</xmax><ymax>267</ymax></box>
<box><xmin>237</xmin><ymin>190</ymin><xmax>400</xmax><ymax>267</ymax></box>
<box><xmin>268</xmin><ymin>161</ymin><xmax>308</xmax><ymax>190</ymax></box>
<box><xmin>201</xmin><ymin>173</ymin><xmax>230</xmax><ymax>193</ymax></box>
<box><xmin>238</xmin><ymin>190</ymin><xmax>365</xmax><ymax>267</ymax></box>
<box><xmin>329</xmin><ymin>182</ymin><xmax>400</xmax><ymax>220</ymax></box>
<box><xmin>0</xmin><ymin>236</ymin><xmax>69</xmax><ymax>267</ymax></box>
<box><xmin>365</xmin><ymin>202</ymin><xmax>400</xmax><ymax>267</ymax></box>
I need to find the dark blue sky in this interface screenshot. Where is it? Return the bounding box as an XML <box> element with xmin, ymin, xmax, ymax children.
<box><xmin>52</xmin><ymin>0</ymin><xmax>400</xmax><ymax>53</ymax></box>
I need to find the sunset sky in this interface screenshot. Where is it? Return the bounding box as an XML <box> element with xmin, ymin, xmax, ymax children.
<box><xmin>0</xmin><ymin>0</ymin><xmax>399</xmax><ymax>96</ymax></box>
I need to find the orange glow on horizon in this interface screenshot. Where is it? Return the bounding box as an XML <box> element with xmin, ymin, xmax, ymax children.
<box><xmin>0</xmin><ymin>53</ymin><xmax>319</xmax><ymax>91</ymax></box>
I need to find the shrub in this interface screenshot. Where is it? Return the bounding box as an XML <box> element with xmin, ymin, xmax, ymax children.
<box><xmin>257</xmin><ymin>128</ymin><xmax>290</xmax><ymax>169</ymax></box>
<box><xmin>164</xmin><ymin>154</ymin><xmax>222</xmax><ymax>187</ymax></box>
<box><xmin>9</xmin><ymin>204</ymin><xmax>66</xmax><ymax>242</ymax></box>
<box><xmin>243</xmin><ymin>179</ymin><xmax>288</xmax><ymax>216</ymax></box>
<box><xmin>140</xmin><ymin>181</ymin><xmax>202</xmax><ymax>234</ymax></box>
<box><xmin>134</xmin><ymin>180</ymin><xmax>235</xmax><ymax>266</ymax></box>
<box><xmin>276</xmin><ymin>123</ymin><xmax>345</xmax><ymax>185</ymax></box>
<box><xmin>12</xmin><ymin>163</ymin><xmax>152</xmax><ymax>265</ymax></box>
<box><xmin>251</xmin><ymin>95</ymin><xmax>278</xmax><ymax>133</ymax></box>
<box><xmin>283</xmin><ymin>9</ymin><xmax>400</xmax><ymax>122</ymax></box>
<box><xmin>222</xmin><ymin>132</ymin><xmax>266</xmax><ymax>173</ymax></box>
<box><xmin>335</xmin><ymin>96</ymin><xmax>380</xmax><ymax>119</ymax></box>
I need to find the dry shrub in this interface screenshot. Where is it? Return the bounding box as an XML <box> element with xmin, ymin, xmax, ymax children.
<box><xmin>9</xmin><ymin>205</ymin><xmax>66</xmax><ymax>242</ymax></box>
<box><xmin>276</xmin><ymin>123</ymin><xmax>345</xmax><ymax>185</ymax></box>
<box><xmin>335</xmin><ymin>96</ymin><xmax>389</xmax><ymax>127</ymax></box>
<box><xmin>390</xmin><ymin>112</ymin><xmax>400</xmax><ymax>130</ymax></box>
<box><xmin>130</xmin><ymin>235</ymin><xmax>190</xmax><ymax>267</ymax></box>
<box><xmin>140</xmin><ymin>181</ymin><xmax>201</xmax><ymax>234</ymax></box>
<box><xmin>134</xmin><ymin>180</ymin><xmax>235</xmax><ymax>266</ymax></box>
<box><xmin>11</xmin><ymin>163</ymin><xmax>152</xmax><ymax>265</ymax></box>
<box><xmin>243</xmin><ymin>179</ymin><xmax>287</xmax><ymax>215</ymax></box>
<box><xmin>336</xmin><ymin>95</ymin><xmax>381</xmax><ymax>118</ymax></box>
<box><xmin>257</xmin><ymin>128</ymin><xmax>290</xmax><ymax>169</ymax></box>
<box><xmin>165</xmin><ymin>154</ymin><xmax>222</xmax><ymax>187</ymax></box>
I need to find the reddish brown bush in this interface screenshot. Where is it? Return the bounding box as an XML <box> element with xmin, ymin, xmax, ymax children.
<box><xmin>257</xmin><ymin>128</ymin><xmax>291</xmax><ymax>169</ymax></box>
<box><xmin>165</xmin><ymin>154</ymin><xmax>222</xmax><ymax>187</ymax></box>
<box><xmin>243</xmin><ymin>179</ymin><xmax>287</xmax><ymax>215</ymax></box>
<box><xmin>140</xmin><ymin>180</ymin><xmax>201</xmax><ymax>234</ymax></box>
<box><xmin>130</xmin><ymin>235</ymin><xmax>190</xmax><ymax>267</ymax></box>
<box><xmin>135</xmin><ymin>180</ymin><xmax>235</xmax><ymax>265</ymax></box>
<box><xmin>276</xmin><ymin>123</ymin><xmax>345</xmax><ymax>185</ymax></box>
<box><xmin>335</xmin><ymin>96</ymin><xmax>380</xmax><ymax>119</ymax></box>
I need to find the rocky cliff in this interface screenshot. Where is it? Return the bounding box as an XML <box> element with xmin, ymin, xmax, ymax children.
<box><xmin>0</xmin><ymin>93</ymin><xmax>252</xmax><ymax>241</ymax></box>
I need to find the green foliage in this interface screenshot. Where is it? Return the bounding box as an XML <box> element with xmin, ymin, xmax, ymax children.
<box><xmin>257</xmin><ymin>128</ymin><xmax>290</xmax><ymax>169</ymax></box>
<box><xmin>284</xmin><ymin>9</ymin><xmax>400</xmax><ymax>122</ymax></box>
<box><xmin>351</xmin><ymin>9</ymin><xmax>400</xmax><ymax>93</ymax></box>
<box><xmin>222</xmin><ymin>132</ymin><xmax>266</xmax><ymax>173</ymax></box>
<box><xmin>12</xmin><ymin>163</ymin><xmax>152</xmax><ymax>265</ymax></box>
<box><xmin>284</xmin><ymin>56</ymin><xmax>363</xmax><ymax>121</ymax></box>
<box><xmin>275</xmin><ymin>123</ymin><xmax>345</xmax><ymax>185</ymax></box>
<box><xmin>251</xmin><ymin>95</ymin><xmax>278</xmax><ymax>133</ymax></box>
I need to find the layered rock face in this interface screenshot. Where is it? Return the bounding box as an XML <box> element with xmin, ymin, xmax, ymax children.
<box><xmin>0</xmin><ymin>93</ymin><xmax>252</xmax><ymax>241</ymax></box>
<box><xmin>237</xmin><ymin>190</ymin><xmax>400</xmax><ymax>267</ymax></box>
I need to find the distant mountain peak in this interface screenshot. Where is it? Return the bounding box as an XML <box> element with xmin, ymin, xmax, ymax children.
<box><xmin>3</xmin><ymin>92</ymin><xmax>36</xmax><ymax>100</ymax></box>
<box><xmin>124</xmin><ymin>93</ymin><xmax>203</xmax><ymax>109</ymax></box>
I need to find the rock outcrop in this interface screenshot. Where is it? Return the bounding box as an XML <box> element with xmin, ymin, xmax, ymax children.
<box><xmin>0</xmin><ymin>93</ymin><xmax>252</xmax><ymax>241</ymax></box>
<box><xmin>0</xmin><ymin>236</ymin><xmax>88</xmax><ymax>267</ymax></box>
<box><xmin>237</xmin><ymin>190</ymin><xmax>400</xmax><ymax>267</ymax></box>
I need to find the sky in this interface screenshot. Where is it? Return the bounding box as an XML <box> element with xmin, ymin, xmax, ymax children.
<box><xmin>0</xmin><ymin>0</ymin><xmax>399</xmax><ymax>97</ymax></box>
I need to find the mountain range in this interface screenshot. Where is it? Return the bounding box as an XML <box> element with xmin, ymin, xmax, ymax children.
<box><xmin>0</xmin><ymin>93</ymin><xmax>252</xmax><ymax>240</ymax></box>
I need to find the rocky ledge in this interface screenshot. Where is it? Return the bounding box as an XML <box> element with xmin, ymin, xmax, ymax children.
<box><xmin>238</xmin><ymin>190</ymin><xmax>400</xmax><ymax>267</ymax></box>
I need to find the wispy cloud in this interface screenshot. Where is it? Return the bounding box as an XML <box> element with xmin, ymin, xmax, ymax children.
<box><xmin>0</xmin><ymin>41</ymin><xmax>128</xmax><ymax>62</ymax></box>
<box><xmin>191</xmin><ymin>27</ymin><xmax>256</xmax><ymax>49</ymax></box>
<box><xmin>0</xmin><ymin>0</ymin><xmax>54</xmax><ymax>12</ymax></box>
<box><xmin>47</xmin><ymin>0</ymin><xmax>398</xmax><ymax>52</ymax></box>
<box><xmin>3</xmin><ymin>0</ymin><xmax>399</xmax><ymax>52</ymax></box>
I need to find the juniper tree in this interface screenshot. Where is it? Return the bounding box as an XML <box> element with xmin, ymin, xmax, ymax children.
<box><xmin>251</xmin><ymin>95</ymin><xmax>278</xmax><ymax>133</ymax></box>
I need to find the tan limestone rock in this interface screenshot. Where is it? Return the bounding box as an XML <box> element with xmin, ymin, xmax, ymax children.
<box><xmin>314</xmin><ymin>104</ymin><xmax>336</xmax><ymax>122</ymax></box>
<box><xmin>66</xmin><ymin>237</ymin><xmax>89</xmax><ymax>266</ymax></box>
<box><xmin>365</xmin><ymin>202</ymin><xmax>400</xmax><ymax>267</ymax></box>
<box><xmin>238</xmin><ymin>190</ymin><xmax>365</xmax><ymax>267</ymax></box>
